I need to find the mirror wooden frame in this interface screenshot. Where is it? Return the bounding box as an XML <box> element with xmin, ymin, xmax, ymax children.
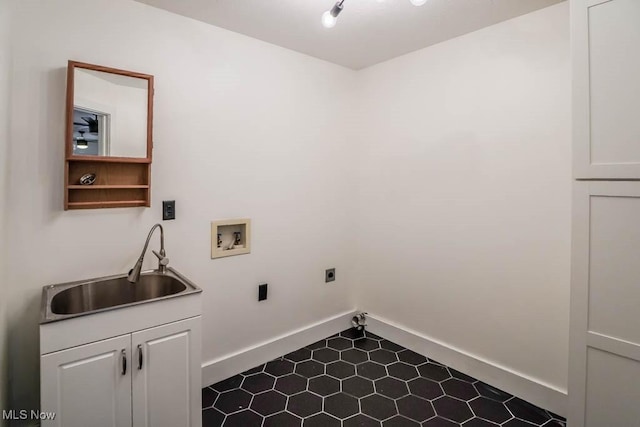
<box><xmin>64</xmin><ymin>61</ymin><xmax>155</xmax><ymax>210</ymax></box>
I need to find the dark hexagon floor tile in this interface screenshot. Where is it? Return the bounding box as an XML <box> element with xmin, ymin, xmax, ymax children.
<box><xmin>432</xmin><ymin>396</ymin><xmax>473</xmax><ymax>423</ymax></box>
<box><xmin>397</xmin><ymin>350</ymin><xmax>428</xmax><ymax>366</ymax></box>
<box><xmin>383</xmin><ymin>415</ymin><xmax>420</xmax><ymax>427</ymax></box>
<box><xmin>216</xmin><ymin>389</ymin><xmax>252</xmax><ymax>414</ymax></box>
<box><xmin>469</xmin><ymin>397</ymin><xmax>513</xmax><ymax>424</ymax></box>
<box><xmin>306</xmin><ymin>340</ymin><xmax>327</xmax><ymax>350</ymax></box>
<box><xmin>327</xmin><ymin>360</ymin><xmax>356</xmax><ymax>379</ymax></box>
<box><xmin>325</xmin><ymin>392</ymin><xmax>360</xmax><ymax>419</ymax></box>
<box><xmin>418</xmin><ymin>363</ymin><xmax>451</xmax><ymax>382</ymax></box>
<box><xmin>308</xmin><ymin>375</ymin><xmax>340</xmax><ymax>396</ymax></box>
<box><xmin>380</xmin><ymin>340</ymin><xmax>404</xmax><ymax>352</ymax></box>
<box><xmin>304</xmin><ymin>412</ymin><xmax>341</xmax><ymax>427</ymax></box>
<box><xmin>547</xmin><ymin>410</ymin><xmax>565</xmax><ymax>421</ymax></box>
<box><xmin>366</xmin><ymin>332</ymin><xmax>383</xmax><ymax>341</ymax></box>
<box><xmin>344</xmin><ymin>414</ymin><xmax>380</xmax><ymax>427</ymax></box>
<box><xmin>441</xmin><ymin>378</ymin><xmax>479</xmax><ymax>401</ymax></box>
<box><xmin>295</xmin><ymin>360</ymin><xmax>325</xmax><ymax>378</ymax></box>
<box><xmin>408</xmin><ymin>378</ymin><xmax>443</xmax><ymax>400</ymax></box>
<box><xmin>463</xmin><ymin>418</ymin><xmax>500</xmax><ymax>426</ymax></box>
<box><xmin>474</xmin><ymin>382</ymin><xmax>512</xmax><ymax>403</ymax></box>
<box><xmin>287</xmin><ymin>391</ymin><xmax>323</xmax><ymax>417</ymax></box>
<box><xmin>243</xmin><ymin>365</ymin><xmax>265</xmax><ymax>375</ymax></box>
<box><xmin>224</xmin><ymin>410</ymin><xmax>262</xmax><ymax>427</ymax></box>
<box><xmin>375</xmin><ymin>376</ymin><xmax>410</xmax><ymax>399</ymax></box>
<box><xmin>423</xmin><ymin>417</ymin><xmax>459</xmax><ymax>426</ymax></box>
<box><xmin>388</xmin><ymin>362</ymin><xmax>419</xmax><ymax>381</ymax></box>
<box><xmin>263</xmin><ymin>411</ymin><xmax>302</xmax><ymax>427</ymax></box>
<box><xmin>250</xmin><ymin>390</ymin><xmax>287</xmax><ymax>416</ymax></box>
<box><xmin>328</xmin><ymin>337</ymin><xmax>353</xmax><ymax>350</ymax></box>
<box><xmin>354</xmin><ymin>338</ymin><xmax>381</xmax><ymax>351</ymax></box>
<box><xmin>265</xmin><ymin>359</ymin><xmax>295</xmax><ymax>377</ymax></box>
<box><xmin>361</xmin><ymin>394</ymin><xmax>398</xmax><ymax>421</ymax></box>
<box><xmin>370</xmin><ymin>349</ymin><xmax>398</xmax><ymax>365</ymax></box>
<box><xmin>396</xmin><ymin>395</ymin><xmax>436</xmax><ymax>422</ymax></box>
<box><xmin>285</xmin><ymin>348</ymin><xmax>312</xmax><ymax>363</ymax></box>
<box><xmin>449</xmin><ymin>368</ymin><xmax>476</xmax><ymax>383</ymax></box>
<box><xmin>506</xmin><ymin>397</ymin><xmax>552</xmax><ymax>425</ymax></box>
<box><xmin>343</xmin><ymin>375</ymin><xmax>375</xmax><ymax>398</ymax></box>
<box><xmin>357</xmin><ymin>361</ymin><xmax>387</xmax><ymax>380</ymax></box>
<box><xmin>504</xmin><ymin>419</ymin><xmax>538</xmax><ymax>427</ymax></box>
<box><xmin>313</xmin><ymin>348</ymin><xmax>340</xmax><ymax>363</ymax></box>
<box><xmin>211</xmin><ymin>374</ymin><xmax>243</xmax><ymax>392</ymax></box>
<box><xmin>275</xmin><ymin>374</ymin><xmax>307</xmax><ymax>395</ymax></box>
<box><xmin>341</xmin><ymin>328</ymin><xmax>365</xmax><ymax>340</ymax></box>
<box><xmin>202</xmin><ymin>387</ymin><xmax>218</xmax><ymax>408</ymax></box>
<box><xmin>397</xmin><ymin>395</ymin><xmax>435</xmax><ymax>422</ymax></box>
<box><xmin>202</xmin><ymin>408</ymin><xmax>225</xmax><ymax>426</ymax></box>
<box><xmin>241</xmin><ymin>372</ymin><xmax>275</xmax><ymax>394</ymax></box>
<box><xmin>543</xmin><ymin>420</ymin><xmax>566</xmax><ymax>427</ymax></box>
<box><xmin>342</xmin><ymin>348</ymin><xmax>369</xmax><ymax>365</ymax></box>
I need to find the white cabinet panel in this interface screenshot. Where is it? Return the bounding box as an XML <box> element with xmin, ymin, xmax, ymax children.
<box><xmin>589</xmin><ymin>0</ymin><xmax>640</xmax><ymax>166</ymax></box>
<box><xmin>585</xmin><ymin>348</ymin><xmax>640</xmax><ymax>427</ymax></box>
<box><xmin>588</xmin><ymin>195</ymin><xmax>640</xmax><ymax>344</ymax></box>
<box><xmin>40</xmin><ymin>334</ymin><xmax>132</xmax><ymax>427</ymax></box>
<box><xmin>132</xmin><ymin>317</ymin><xmax>202</xmax><ymax>427</ymax></box>
<box><xmin>569</xmin><ymin>182</ymin><xmax>640</xmax><ymax>427</ymax></box>
<box><xmin>573</xmin><ymin>0</ymin><xmax>640</xmax><ymax>178</ymax></box>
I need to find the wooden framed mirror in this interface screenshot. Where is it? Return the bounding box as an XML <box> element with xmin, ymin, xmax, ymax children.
<box><xmin>64</xmin><ymin>61</ymin><xmax>154</xmax><ymax>210</ymax></box>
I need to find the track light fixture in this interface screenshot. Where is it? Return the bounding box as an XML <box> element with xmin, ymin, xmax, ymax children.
<box><xmin>322</xmin><ymin>0</ymin><xmax>428</xmax><ymax>28</ymax></box>
<box><xmin>322</xmin><ymin>0</ymin><xmax>344</xmax><ymax>28</ymax></box>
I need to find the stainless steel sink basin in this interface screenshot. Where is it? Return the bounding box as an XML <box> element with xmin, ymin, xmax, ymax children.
<box><xmin>41</xmin><ymin>268</ymin><xmax>201</xmax><ymax>323</ymax></box>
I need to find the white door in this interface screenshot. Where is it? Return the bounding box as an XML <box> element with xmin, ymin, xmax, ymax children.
<box><xmin>572</xmin><ymin>0</ymin><xmax>640</xmax><ymax>179</ymax></box>
<box><xmin>40</xmin><ymin>334</ymin><xmax>132</xmax><ymax>427</ymax></box>
<box><xmin>132</xmin><ymin>316</ymin><xmax>202</xmax><ymax>427</ymax></box>
<box><xmin>569</xmin><ymin>182</ymin><xmax>640</xmax><ymax>426</ymax></box>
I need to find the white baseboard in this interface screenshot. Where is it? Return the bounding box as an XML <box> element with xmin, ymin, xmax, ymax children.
<box><xmin>202</xmin><ymin>310</ymin><xmax>357</xmax><ymax>387</ymax></box>
<box><xmin>366</xmin><ymin>313</ymin><xmax>567</xmax><ymax>417</ymax></box>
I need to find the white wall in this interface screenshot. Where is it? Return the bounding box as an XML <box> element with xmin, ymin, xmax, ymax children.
<box><xmin>0</xmin><ymin>0</ymin><xmax>11</xmax><ymax>420</ymax></box>
<box><xmin>5</xmin><ymin>0</ymin><xmax>358</xmax><ymax>412</ymax></box>
<box><xmin>355</xmin><ymin>2</ymin><xmax>571</xmax><ymax>394</ymax></box>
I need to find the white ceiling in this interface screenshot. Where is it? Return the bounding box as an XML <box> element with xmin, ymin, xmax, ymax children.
<box><xmin>135</xmin><ymin>0</ymin><xmax>564</xmax><ymax>70</ymax></box>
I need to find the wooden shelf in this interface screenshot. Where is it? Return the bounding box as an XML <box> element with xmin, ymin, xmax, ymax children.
<box><xmin>66</xmin><ymin>156</ymin><xmax>151</xmax><ymax>164</ymax></box>
<box><xmin>68</xmin><ymin>185</ymin><xmax>150</xmax><ymax>190</ymax></box>
<box><xmin>65</xmin><ymin>160</ymin><xmax>151</xmax><ymax>210</ymax></box>
<box><xmin>67</xmin><ymin>200</ymin><xmax>148</xmax><ymax>209</ymax></box>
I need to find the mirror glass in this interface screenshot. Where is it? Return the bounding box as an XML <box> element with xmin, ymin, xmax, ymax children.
<box><xmin>72</xmin><ymin>68</ymin><xmax>149</xmax><ymax>158</ymax></box>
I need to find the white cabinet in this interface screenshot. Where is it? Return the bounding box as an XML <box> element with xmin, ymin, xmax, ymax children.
<box><xmin>132</xmin><ymin>318</ymin><xmax>201</xmax><ymax>427</ymax></box>
<box><xmin>41</xmin><ymin>334</ymin><xmax>132</xmax><ymax>427</ymax></box>
<box><xmin>568</xmin><ymin>182</ymin><xmax>640</xmax><ymax>426</ymax></box>
<box><xmin>572</xmin><ymin>0</ymin><xmax>640</xmax><ymax>178</ymax></box>
<box><xmin>41</xmin><ymin>317</ymin><xmax>201</xmax><ymax>427</ymax></box>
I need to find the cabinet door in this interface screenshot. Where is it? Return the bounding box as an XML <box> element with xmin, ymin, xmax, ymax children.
<box><xmin>569</xmin><ymin>182</ymin><xmax>640</xmax><ymax>426</ymax></box>
<box><xmin>132</xmin><ymin>316</ymin><xmax>202</xmax><ymax>427</ymax></box>
<box><xmin>41</xmin><ymin>334</ymin><xmax>132</xmax><ymax>427</ymax></box>
<box><xmin>573</xmin><ymin>0</ymin><xmax>640</xmax><ymax>178</ymax></box>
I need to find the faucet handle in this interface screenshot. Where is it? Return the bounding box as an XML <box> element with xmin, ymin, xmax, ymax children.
<box><xmin>152</xmin><ymin>250</ymin><xmax>169</xmax><ymax>266</ymax></box>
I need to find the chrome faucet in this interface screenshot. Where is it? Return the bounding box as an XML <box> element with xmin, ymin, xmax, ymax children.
<box><xmin>127</xmin><ymin>224</ymin><xmax>169</xmax><ymax>283</ymax></box>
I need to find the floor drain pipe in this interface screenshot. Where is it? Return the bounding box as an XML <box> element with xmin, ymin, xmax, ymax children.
<box><xmin>351</xmin><ymin>312</ymin><xmax>368</xmax><ymax>336</ymax></box>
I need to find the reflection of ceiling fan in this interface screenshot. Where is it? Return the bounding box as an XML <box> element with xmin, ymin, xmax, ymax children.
<box><xmin>74</xmin><ymin>130</ymin><xmax>89</xmax><ymax>149</ymax></box>
<box><xmin>73</xmin><ymin>115</ymin><xmax>99</xmax><ymax>133</ymax></box>
<box><xmin>73</xmin><ymin>130</ymin><xmax>98</xmax><ymax>149</ymax></box>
